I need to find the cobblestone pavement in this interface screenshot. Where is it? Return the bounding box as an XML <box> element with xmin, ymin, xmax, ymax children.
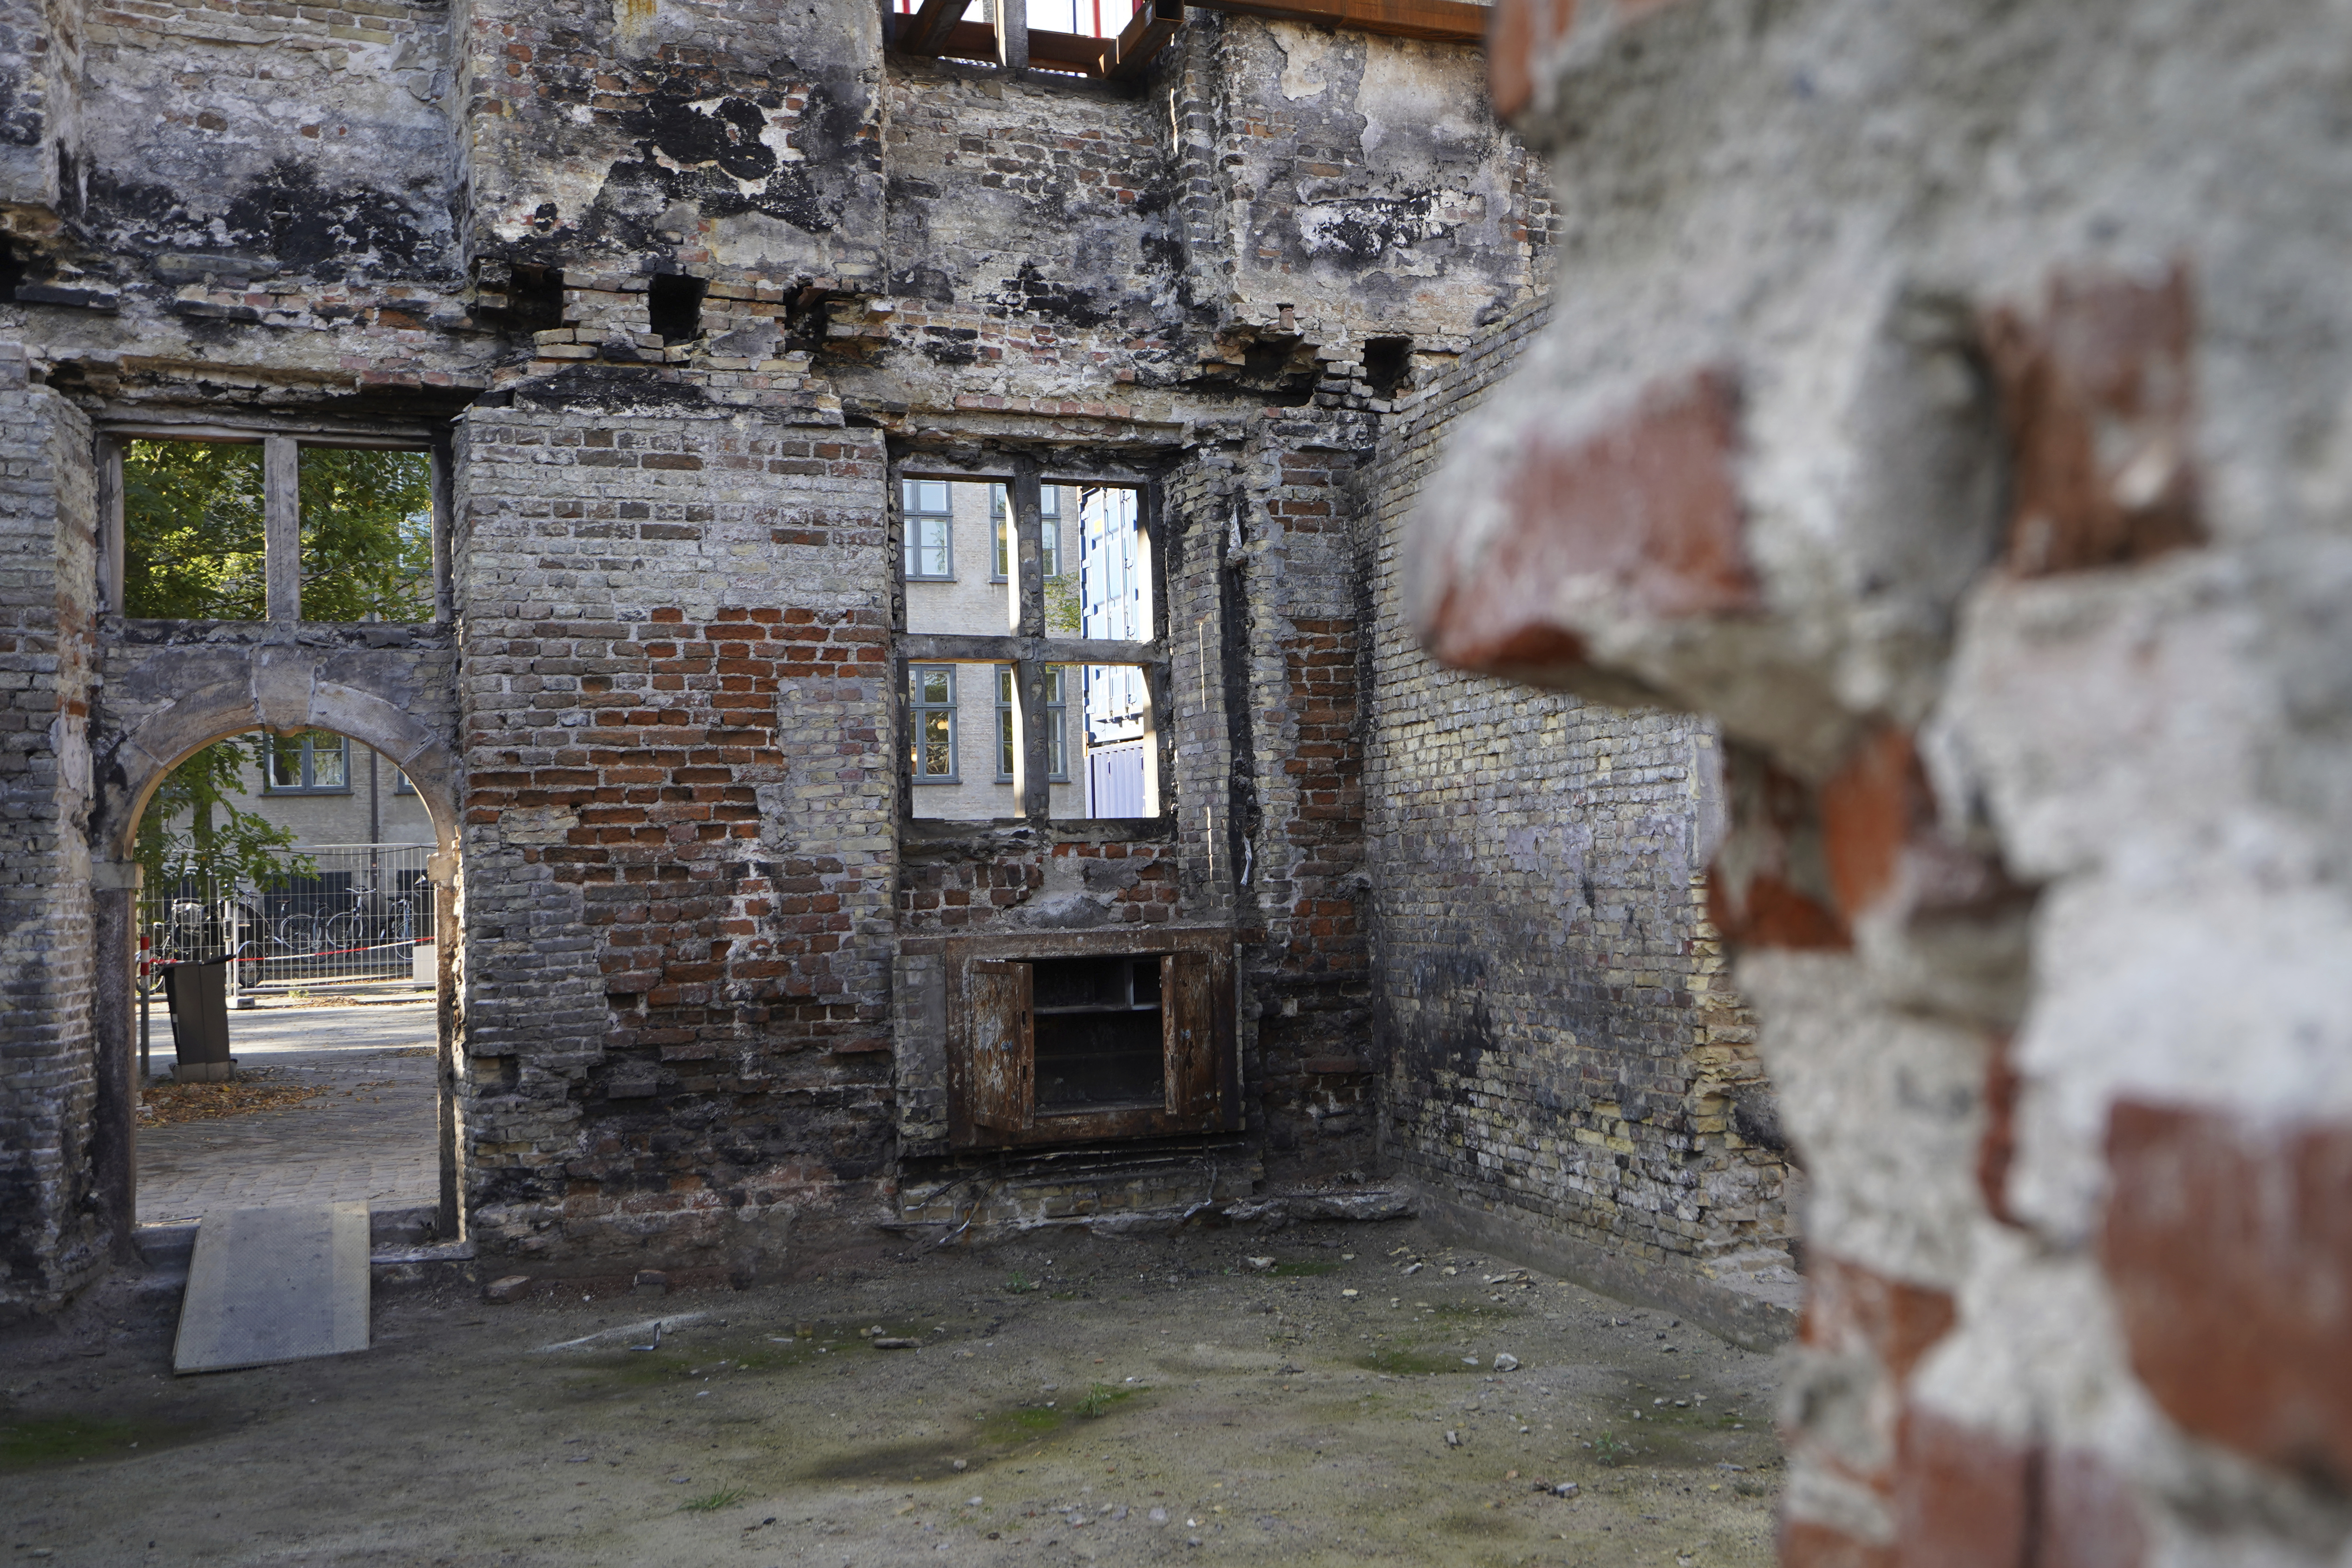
<box><xmin>135</xmin><ymin>1000</ymin><xmax>439</xmax><ymax>1225</ymax></box>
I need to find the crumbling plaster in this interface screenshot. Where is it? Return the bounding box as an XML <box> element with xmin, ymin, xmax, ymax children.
<box><xmin>1418</xmin><ymin>0</ymin><xmax>2352</xmax><ymax>1559</ymax></box>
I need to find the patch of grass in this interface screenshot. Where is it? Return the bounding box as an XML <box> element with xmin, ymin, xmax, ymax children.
<box><xmin>0</xmin><ymin>1414</ymin><xmax>150</xmax><ymax>1469</ymax></box>
<box><xmin>1072</xmin><ymin>1382</ymin><xmax>1136</xmax><ymax>1418</ymax></box>
<box><xmin>1350</xmin><ymin>1347</ymin><xmax>1483</xmax><ymax>1376</ymax></box>
<box><xmin>987</xmin><ymin>1406</ymin><xmax>1064</xmax><ymax>1439</ymax></box>
<box><xmin>1591</xmin><ymin>1431</ymin><xmax>1632</xmax><ymax>1468</ymax></box>
<box><xmin>1003</xmin><ymin>1273</ymin><xmax>1038</xmax><ymax>1294</ymax></box>
<box><xmin>680</xmin><ymin>1487</ymin><xmax>746</xmax><ymax>1513</ymax></box>
<box><xmin>1269</xmin><ymin>1261</ymin><xmax>1338</xmax><ymax>1278</ymax></box>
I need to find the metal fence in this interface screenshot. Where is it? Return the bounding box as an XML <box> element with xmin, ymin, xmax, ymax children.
<box><xmin>139</xmin><ymin>843</ymin><xmax>436</xmax><ymax>1001</ymax></box>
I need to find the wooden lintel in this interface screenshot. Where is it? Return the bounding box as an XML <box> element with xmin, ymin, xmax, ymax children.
<box><xmin>901</xmin><ymin>633</ymin><xmax>1163</xmax><ymax>666</ymax></box>
<box><xmin>1182</xmin><ymin>0</ymin><xmax>1484</xmax><ymax>42</ymax></box>
<box><xmin>1109</xmin><ymin>0</ymin><xmax>1183</xmax><ymax>77</ymax></box>
<box><xmin>900</xmin><ymin>0</ymin><xmax>974</xmax><ymax>53</ymax></box>
<box><xmin>933</xmin><ymin>17</ymin><xmax>1116</xmax><ymax>72</ymax></box>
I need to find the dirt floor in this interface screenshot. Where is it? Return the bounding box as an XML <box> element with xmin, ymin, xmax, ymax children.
<box><xmin>0</xmin><ymin>1220</ymin><xmax>1787</xmax><ymax>1567</ymax></box>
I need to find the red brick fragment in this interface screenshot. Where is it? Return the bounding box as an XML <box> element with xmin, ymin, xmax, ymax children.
<box><xmin>1983</xmin><ymin>262</ymin><xmax>2204</xmax><ymax>577</ymax></box>
<box><xmin>1425</xmin><ymin>367</ymin><xmax>1759</xmax><ymax>680</ymax></box>
<box><xmin>1801</xmin><ymin>1251</ymin><xmax>1957</xmax><ymax>1385</ymax></box>
<box><xmin>1707</xmin><ymin>742</ymin><xmax>1851</xmax><ymax>952</ymax></box>
<box><xmin>1779</xmin><ymin>1519</ymin><xmax>1897</xmax><ymax>1568</ymax></box>
<box><xmin>2103</xmin><ymin>1099</ymin><xmax>2352</xmax><ymax>1488</ymax></box>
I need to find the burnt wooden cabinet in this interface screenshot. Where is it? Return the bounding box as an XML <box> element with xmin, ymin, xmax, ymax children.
<box><xmin>945</xmin><ymin>927</ymin><xmax>1237</xmax><ymax>1148</ymax></box>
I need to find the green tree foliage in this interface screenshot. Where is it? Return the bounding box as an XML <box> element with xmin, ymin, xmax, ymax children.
<box><xmin>122</xmin><ymin>440</ymin><xmax>265</xmax><ymax>620</ymax></box>
<box><xmin>122</xmin><ymin>439</ymin><xmax>429</xmax><ymax>884</ymax></box>
<box><xmin>295</xmin><ymin>449</ymin><xmax>434</xmax><ymax>621</ymax></box>
<box><xmin>121</xmin><ymin>440</ymin><xmax>432</xmax><ymax>621</ymax></box>
<box><xmin>135</xmin><ymin>738</ymin><xmax>314</xmax><ymax>894</ymax></box>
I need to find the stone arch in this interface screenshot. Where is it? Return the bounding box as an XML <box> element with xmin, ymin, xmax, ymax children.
<box><xmin>90</xmin><ymin>637</ymin><xmax>461</xmax><ymax>866</ymax></box>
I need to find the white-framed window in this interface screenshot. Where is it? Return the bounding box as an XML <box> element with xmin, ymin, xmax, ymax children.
<box><xmin>392</xmin><ymin>766</ymin><xmax>417</xmax><ymax>796</ymax></box>
<box><xmin>909</xmin><ymin>665</ymin><xmax>960</xmax><ymax>781</ymax></box>
<box><xmin>265</xmin><ymin>730</ymin><xmax>353</xmax><ymax>794</ymax></box>
<box><xmin>992</xmin><ymin>484</ymin><xmax>1060</xmax><ymax>580</ymax></box>
<box><xmin>904</xmin><ymin>478</ymin><xmax>954</xmax><ymax>581</ymax></box>
<box><xmin>996</xmin><ymin>664</ymin><xmax>1068</xmax><ymax>782</ymax></box>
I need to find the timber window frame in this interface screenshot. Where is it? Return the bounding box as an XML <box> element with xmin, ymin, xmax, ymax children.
<box><xmin>92</xmin><ymin>416</ymin><xmax>453</xmax><ymax>624</ymax></box>
<box><xmin>881</xmin><ymin>0</ymin><xmax>1482</xmax><ymax>82</ymax></box>
<box><xmin>945</xmin><ymin>925</ymin><xmax>1239</xmax><ymax>1149</ymax></box>
<box><xmin>893</xmin><ymin>453</ymin><xmax>1170</xmax><ymax>834</ymax></box>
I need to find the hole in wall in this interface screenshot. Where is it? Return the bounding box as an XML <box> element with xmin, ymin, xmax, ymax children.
<box><xmin>648</xmin><ymin>273</ymin><xmax>707</xmax><ymax>344</ymax></box>
<box><xmin>0</xmin><ymin>235</ymin><xmax>23</xmax><ymax>302</ymax></box>
<box><xmin>1364</xmin><ymin>337</ymin><xmax>1412</xmax><ymax>399</ymax></box>
<box><xmin>509</xmin><ymin>263</ymin><xmax>564</xmax><ymax>332</ymax></box>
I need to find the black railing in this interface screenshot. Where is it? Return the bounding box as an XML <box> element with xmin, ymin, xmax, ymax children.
<box><xmin>140</xmin><ymin>843</ymin><xmax>436</xmax><ymax>999</ymax></box>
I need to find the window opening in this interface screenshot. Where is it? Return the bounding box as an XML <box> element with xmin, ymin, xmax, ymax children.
<box><xmin>909</xmin><ymin>665</ymin><xmax>960</xmax><ymax>782</ymax></box>
<box><xmin>899</xmin><ymin>464</ymin><xmax>1163</xmax><ymax>826</ymax></box>
<box><xmin>647</xmin><ymin>273</ymin><xmax>706</xmax><ymax>344</ymax></box>
<box><xmin>946</xmin><ymin>931</ymin><xmax>1237</xmax><ymax>1149</ymax></box>
<box><xmin>1364</xmin><ymin>335</ymin><xmax>1414</xmax><ymax>399</ymax></box>
<box><xmin>264</xmin><ymin>731</ymin><xmax>353</xmax><ymax>795</ymax></box>
<box><xmin>118</xmin><ymin>437</ymin><xmax>438</xmax><ymax>622</ymax></box>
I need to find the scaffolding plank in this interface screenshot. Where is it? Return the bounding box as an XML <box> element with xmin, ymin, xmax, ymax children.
<box><xmin>174</xmin><ymin>1202</ymin><xmax>370</xmax><ymax>1374</ymax></box>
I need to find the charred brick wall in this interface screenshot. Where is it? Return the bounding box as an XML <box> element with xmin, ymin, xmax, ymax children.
<box><xmin>1363</xmin><ymin>302</ymin><xmax>1794</xmax><ymax>1330</ymax></box>
<box><xmin>0</xmin><ymin>383</ymin><xmax>101</xmax><ymax>1315</ymax></box>
<box><xmin>7</xmin><ymin>0</ymin><xmax>1568</xmax><ymax>1296</ymax></box>
<box><xmin>452</xmin><ymin>397</ymin><xmax>897</xmax><ymax>1269</ymax></box>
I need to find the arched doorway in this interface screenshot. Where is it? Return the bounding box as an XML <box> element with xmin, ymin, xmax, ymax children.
<box><xmin>88</xmin><ymin>638</ymin><xmax>464</xmax><ymax>1252</ymax></box>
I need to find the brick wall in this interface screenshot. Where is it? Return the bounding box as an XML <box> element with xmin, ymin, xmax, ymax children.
<box><xmin>1363</xmin><ymin>302</ymin><xmax>1794</xmax><ymax>1326</ymax></box>
<box><xmin>453</xmin><ymin>399</ymin><xmax>897</xmax><ymax>1268</ymax></box>
<box><xmin>0</xmin><ymin>386</ymin><xmax>101</xmax><ymax>1316</ymax></box>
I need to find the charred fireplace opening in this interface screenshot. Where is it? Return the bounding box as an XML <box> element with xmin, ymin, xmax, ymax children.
<box><xmin>1033</xmin><ymin>955</ymin><xmax>1165</xmax><ymax>1111</ymax></box>
<box><xmin>946</xmin><ymin>927</ymin><xmax>1237</xmax><ymax>1149</ymax></box>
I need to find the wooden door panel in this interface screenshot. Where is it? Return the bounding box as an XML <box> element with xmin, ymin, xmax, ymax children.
<box><xmin>967</xmin><ymin>958</ymin><xmax>1033</xmax><ymax>1133</ymax></box>
<box><xmin>1163</xmin><ymin>949</ymin><xmax>1217</xmax><ymax>1121</ymax></box>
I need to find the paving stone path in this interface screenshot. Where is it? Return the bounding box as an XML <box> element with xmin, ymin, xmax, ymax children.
<box><xmin>135</xmin><ymin>1001</ymin><xmax>439</xmax><ymax>1225</ymax></box>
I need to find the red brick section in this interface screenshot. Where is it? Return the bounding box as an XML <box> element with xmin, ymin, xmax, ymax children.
<box><xmin>1975</xmin><ymin>1033</ymin><xmax>2022</xmax><ymax>1227</ymax></box>
<box><xmin>2103</xmin><ymin>1099</ymin><xmax>2352</xmax><ymax>1488</ymax></box>
<box><xmin>1279</xmin><ymin>618</ymin><xmax>1364</xmax><ymax>973</ymax></box>
<box><xmin>469</xmin><ymin>606</ymin><xmax>889</xmax><ymax>1058</ymax></box>
<box><xmin>1706</xmin><ymin>743</ymin><xmax>1851</xmax><ymax>951</ymax></box>
<box><xmin>1819</xmin><ymin>726</ymin><xmax>1933</xmax><ymax>919</ymax></box>
<box><xmin>1801</xmin><ymin>1251</ymin><xmax>1960</xmax><ymax>1388</ymax></box>
<box><xmin>1779</xmin><ymin>1520</ymin><xmax>1897</xmax><ymax>1568</ymax></box>
<box><xmin>1983</xmin><ymin>262</ymin><xmax>2204</xmax><ymax>577</ymax></box>
<box><xmin>1425</xmin><ymin>367</ymin><xmax>1759</xmax><ymax>681</ymax></box>
<box><xmin>1892</xmin><ymin>1411</ymin><xmax>2148</xmax><ymax>1568</ymax></box>
<box><xmin>1487</xmin><ymin>0</ymin><xmax>1686</xmax><ymax>118</ymax></box>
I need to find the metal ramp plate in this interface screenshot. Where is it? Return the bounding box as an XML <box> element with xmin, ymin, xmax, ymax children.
<box><xmin>174</xmin><ymin>1203</ymin><xmax>371</xmax><ymax>1374</ymax></box>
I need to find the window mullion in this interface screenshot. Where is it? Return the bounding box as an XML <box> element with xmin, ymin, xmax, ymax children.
<box><xmin>994</xmin><ymin>0</ymin><xmax>1028</xmax><ymax>69</ymax></box>
<box><xmin>264</xmin><ymin>434</ymin><xmax>301</xmax><ymax>621</ymax></box>
<box><xmin>1009</xmin><ymin>458</ymin><xmax>1051</xmax><ymax>822</ymax></box>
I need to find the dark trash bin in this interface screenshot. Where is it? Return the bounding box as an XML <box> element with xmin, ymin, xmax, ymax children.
<box><xmin>163</xmin><ymin>956</ymin><xmax>234</xmax><ymax>1081</ymax></box>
